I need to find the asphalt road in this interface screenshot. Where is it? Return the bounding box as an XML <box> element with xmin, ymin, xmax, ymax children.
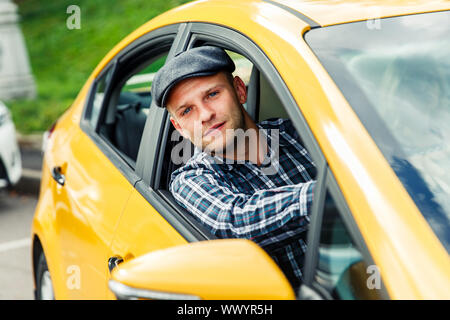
<box><xmin>0</xmin><ymin>146</ymin><xmax>43</xmax><ymax>300</ymax></box>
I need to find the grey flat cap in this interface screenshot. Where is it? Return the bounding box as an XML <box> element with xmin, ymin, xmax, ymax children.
<box><xmin>152</xmin><ymin>46</ymin><xmax>235</xmax><ymax>108</ymax></box>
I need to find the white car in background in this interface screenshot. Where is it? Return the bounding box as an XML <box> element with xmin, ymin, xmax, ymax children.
<box><xmin>0</xmin><ymin>100</ymin><xmax>21</xmax><ymax>189</ymax></box>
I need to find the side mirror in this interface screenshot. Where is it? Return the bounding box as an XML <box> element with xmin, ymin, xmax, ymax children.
<box><xmin>109</xmin><ymin>239</ymin><xmax>296</xmax><ymax>300</ymax></box>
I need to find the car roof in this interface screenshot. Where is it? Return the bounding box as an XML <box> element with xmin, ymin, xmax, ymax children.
<box><xmin>261</xmin><ymin>0</ymin><xmax>450</xmax><ymax>27</ymax></box>
<box><xmin>98</xmin><ymin>0</ymin><xmax>450</xmax><ymax>72</ymax></box>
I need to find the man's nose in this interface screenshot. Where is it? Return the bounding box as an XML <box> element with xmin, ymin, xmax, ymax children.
<box><xmin>199</xmin><ymin>104</ymin><xmax>215</xmax><ymax>123</ymax></box>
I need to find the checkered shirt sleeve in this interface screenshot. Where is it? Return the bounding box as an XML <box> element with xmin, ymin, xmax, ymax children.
<box><xmin>170</xmin><ymin>162</ymin><xmax>315</xmax><ymax>242</ymax></box>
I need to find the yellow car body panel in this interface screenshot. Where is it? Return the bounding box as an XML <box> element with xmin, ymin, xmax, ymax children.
<box><xmin>32</xmin><ymin>0</ymin><xmax>450</xmax><ymax>299</ymax></box>
<box><xmin>33</xmin><ymin>81</ymin><xmax>137</xmax><ymax>299</ymax></box>
<box><xmin>107</xmin><ymin>190</ymin><xmax>189</xmax><ymax>299</ymax></box>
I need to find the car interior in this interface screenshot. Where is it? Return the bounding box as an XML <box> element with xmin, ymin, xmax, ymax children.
<box><xmin>113</xmin><ymin>91</ymin><xmax>150</xmax><ymax>161</ymax></box>
<box><xmin>96</xmin><ymin>43</ymin><xmax>172</xmax><ymax>166</ymax></box>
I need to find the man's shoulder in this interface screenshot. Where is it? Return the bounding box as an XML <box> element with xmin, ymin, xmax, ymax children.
<box><xmin>258</xmin><ymin>117</ymin><xmax>300</xmax><ymax>143</ymax></box>
<box><xmin>258</xmin><ymin>117</ymin><xmax>293</xmax><ymax>130</ymax></box>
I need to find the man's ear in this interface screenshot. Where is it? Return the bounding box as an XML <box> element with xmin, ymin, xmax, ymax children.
<box><xmin>170</xmin><ymin>115</ymin><xmax>181</xmax><ymax>131</ymax></box>
<box><xmin>170</xmin><ymin>116</ymin><xmax>189</xmax><ymax>139</ymax></box>
<box><xmin>233</xmin><ymin>76</ymin><xmax>247</xmax><ymax>104</ymax></box>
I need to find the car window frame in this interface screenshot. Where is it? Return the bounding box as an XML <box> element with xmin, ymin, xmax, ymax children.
<box><xmin>80</xmin><ymin>24</ymin><xmax>180</xmax><ymax>188</ymax></box>
<box><xmin>83</xmin><ymin>64</ymin><xmax>115</xmax><ymax>130</ymax></box>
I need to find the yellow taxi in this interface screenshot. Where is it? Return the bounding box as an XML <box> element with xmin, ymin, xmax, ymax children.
<box><xmin>31</xmin><ymin>0</ymin><xmax>450</xmax><ymax>300</ymax></box>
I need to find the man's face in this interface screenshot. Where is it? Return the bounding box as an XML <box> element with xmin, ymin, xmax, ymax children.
<box><xmin>167</xmin><ymin>71</ymin><xmax>248</xmax><ymax>154</ymax></box>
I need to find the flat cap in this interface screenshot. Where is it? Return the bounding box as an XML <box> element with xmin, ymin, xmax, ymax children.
<box><xmin>152</xmin><ymin>46</ymin><xmax>235</xmax><ymax>108</ymax></box>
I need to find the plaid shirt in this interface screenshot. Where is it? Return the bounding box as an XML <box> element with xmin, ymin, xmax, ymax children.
<box><xmin>170</xmin><ymin>118</ymin><xmax>317</xmax><ymax>290</ymax></box>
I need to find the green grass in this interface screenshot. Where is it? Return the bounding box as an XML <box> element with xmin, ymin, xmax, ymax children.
<box><xmin>9</xmin><ymin>0</ymin><xmax>192</xmax><ymax>133</ymax></box>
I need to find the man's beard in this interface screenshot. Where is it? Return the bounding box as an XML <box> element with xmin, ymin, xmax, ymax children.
<box><xmin>202</xmin><ymin>106</ymin><xmax>247</xmax><ymax>158</ymax></box>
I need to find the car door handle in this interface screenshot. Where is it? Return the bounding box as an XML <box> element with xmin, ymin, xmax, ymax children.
<box><xmin>108</xmin><ymin>256</ymin><xmax>124</xmax><ymax>273</ymax></box>
<box><xmin>51</xmin><ymin>166</ymin><xmax>66</xmax><ymax>186</ymax></box>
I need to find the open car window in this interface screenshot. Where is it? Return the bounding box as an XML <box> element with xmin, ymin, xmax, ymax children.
<box><xmin>82</xmin><ymin>33</ymin><xmax>175</xmax><ymax>170</ymax></box>
<box><xmin>101</xmin><ymin>53</ymin><xmax>169</xmax><ymax>164</ymax></box>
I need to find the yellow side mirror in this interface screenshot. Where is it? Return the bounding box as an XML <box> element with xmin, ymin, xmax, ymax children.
<box><xmin>109</xmin><ymin>239</ymin><xmax>296</xmax><ymax>300</ymax></box>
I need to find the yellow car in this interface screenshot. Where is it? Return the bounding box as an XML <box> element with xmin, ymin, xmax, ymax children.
<box><xmin>31</xmin><ymin>0</ymin><xmax>450</xmax><ymax>300</ymax></box>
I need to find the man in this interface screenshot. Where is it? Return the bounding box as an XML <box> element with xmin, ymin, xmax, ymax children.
<box><xmin>152</xmin><ymin>46</ymin><xmax>316</xmax><ymax>290</ymax></box>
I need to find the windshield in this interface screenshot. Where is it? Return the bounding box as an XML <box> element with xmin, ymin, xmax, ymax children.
<box><xmin>305</xmin><ymin>11</ymin><xmax>450</xmax><ymax>251</ymax></box>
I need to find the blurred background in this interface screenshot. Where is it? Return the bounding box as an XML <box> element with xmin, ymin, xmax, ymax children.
<box><xmin>0</xmin><ymin>0</ymin><xmax>191</xmax><ymax>299</ymax></box>
<box><xmin>10</xmin><ymin>0</ymin><xmax>192</xmax><ymax>133</ymax></box>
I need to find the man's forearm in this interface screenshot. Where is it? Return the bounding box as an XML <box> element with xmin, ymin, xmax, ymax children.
<box><xmin>171</xmin><ymin>172</ymin><xmax>316</xmax><ymax>240</ymax></box>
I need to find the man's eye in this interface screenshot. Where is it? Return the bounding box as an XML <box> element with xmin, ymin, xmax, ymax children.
<box><xmin>181</xmin><ymin>107</ymin><xmax>192</xmax><ymax>116</ymax></box>
<box><xmin>208</xmin><ymin>91</ymin><xmax>219</xmax><ymax>98</ymax></box>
